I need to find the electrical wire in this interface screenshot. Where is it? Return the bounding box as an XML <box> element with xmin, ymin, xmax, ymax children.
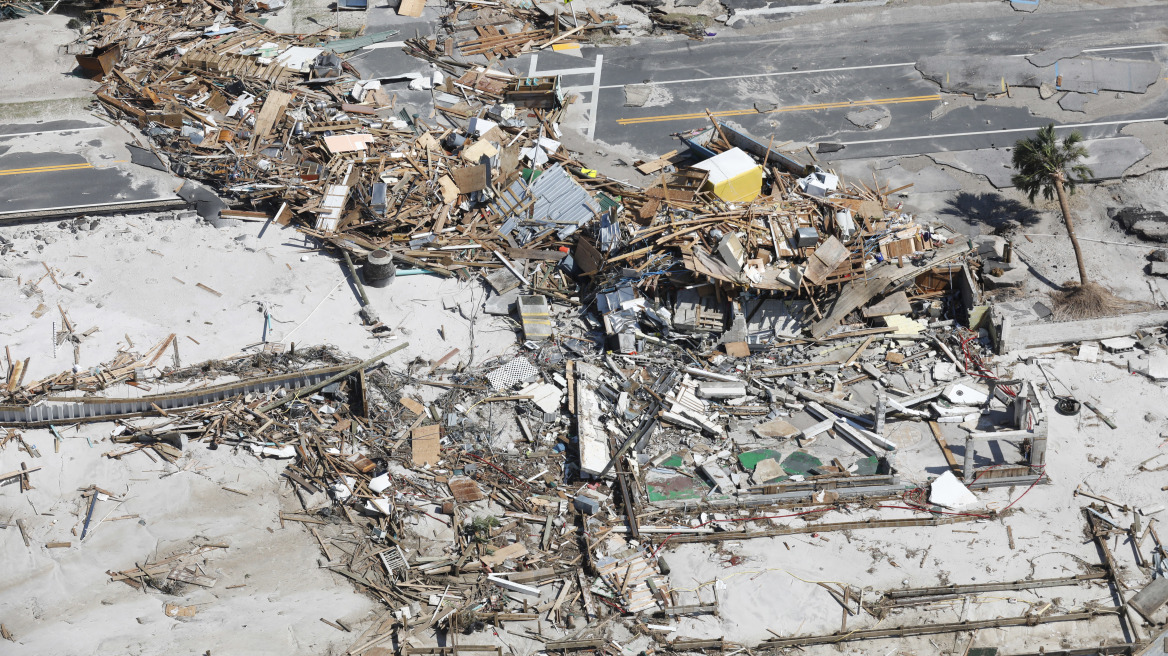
<box><xmin>895</xmin><ymin>464</ymin><xmax>1047</xmax><ymax>519</ymax></box>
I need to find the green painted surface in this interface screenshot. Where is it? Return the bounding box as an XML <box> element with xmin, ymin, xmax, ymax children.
<box><xmin>738</xmin><ymin>448</ymin><xmax>781</xmax><ymax>471</ymax></box>
<box><xmin>647</xmin><ymin>474</ymin><xmax>709</xmax><ymax>502</ymax></box>
<box><xmin>853</xmin><ymin>455</ymin><xmax>879</xmax><ymax>476</ymax></box>
<box><xmin>781</xmin><ymin>451</ymin><xmax>822</xmax><ymax>476</ymax></box>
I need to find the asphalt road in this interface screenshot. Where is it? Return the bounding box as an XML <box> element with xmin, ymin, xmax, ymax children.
<box><xmin>7</xmin><ymin>5</ymin><xmax>1166</xmax><ymax>219</ymax></box>
<box><xmin>0</xmin><ymin>121</ymin><xmax>182</xmax><ymax>219</ymax></box>
<box><xmin>523</xmin><ymin>5</ymin><xmax>1168</xmax><ymax>159</ymax></box>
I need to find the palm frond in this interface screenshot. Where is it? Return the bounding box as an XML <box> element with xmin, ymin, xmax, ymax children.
<box><xmin>1011</xmin><ymin>123</ymin><xmax>1090</xmax><ymax>203</ymax></box>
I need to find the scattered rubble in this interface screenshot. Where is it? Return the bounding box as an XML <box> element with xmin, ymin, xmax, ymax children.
<box><xmin>5</xmin><ymin>0</ymin><xmax>1168</xmax><ymax>654</ymax></box>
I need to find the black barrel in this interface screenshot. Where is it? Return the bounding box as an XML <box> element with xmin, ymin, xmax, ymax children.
<box><xmin>363</xmin><ymin>249</ymin><xmax>396</xmax><ymax>288</ymax></box>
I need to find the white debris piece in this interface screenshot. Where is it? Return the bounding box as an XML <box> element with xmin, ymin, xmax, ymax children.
<box><xmin>256</xmin><ymin>445</ymin><xmax>296</xmax><ymax>458</ymax></box>
<box><xmin>226</xmin><ymin>93</ymin><xmax>255</xmax><ymax>118</ymax></box>
<box><xmin>1101</xmin><ymin>336</ymin><xmax>1137</xmax><ymax>353</ymax></box>
<box><xmin>365</xmin><ymin>497</ymin><xmax>393</xmax><ymax>515</ymax></box>
<box><xmin>369</xmin><ymin>472</ymin><xmax>392</xmax><ymax>493</ymax></box>
<box><xmin>331</xmin><ymin>476</ymin><xmax>357</xmax><ymax>501</ymax></box>
<box><xmin>1075</xmin><ymin>342</ymin><xmax>1100</xmax><ymax>362</ymax></box>
<box><xmin>700</xmin><ymin>463</ymin><xmax>735</xmax><ymax>494</ymax></box>
<box><xmin>752</xmin><ymin>458</ymin><xmax>786</xmax><ymax>485</ymax></box>
<box><xmin>575</xmin><ymin>362</ymin><xmax>612</xmax><ymax>477</ymax></box>
<box><xmin>350</xmin><ymin>79</ymin><xmax>381</xmax><ymax>103</ymax></box>
<box><xmin>488</xmin><ymin>575</ymin><xmax>541</xmax><ymax>596</ymax></box>
<box><xmin>408</xmin><ymin>69</ymin><xmax>444</xmax><ymax>90</ymax></box>
<box><xmin>696</xmin><ymin>381</ymin><xmax>747</xmax><ymax>399</ymax></box>
<box><xmin>931</xmin><ymin>403</ymin><xmax>980</xmax><ymax>418</ymax></box>
<box><xmin>943</xmin><ymin>382</ymin><xmax>988</xmax><ymax>406</ymax></box>
<box><xmin>929</xmin><ymin>471</ymin><xmax>978</xmax><ymax>510</ymax></box>
<box><xmin>273</xmin><ymin>46</ymin><xmax>323</xmax><ymax>72</ymax></box>
<box><xmin>797</xmin><ymin>169</ymin><xmax>839</xmax><ymax>197</ymax></box>
<box><xmin>518</xmin><ymin>381</ymin><xmax>564</xmax><ymax>414</ymax></box>
<box><xmin>467</xmin><ymin>117</ymin><xmax>498</xmax><ymax>136</ymax></box>
<box><xmin>932</xmin><ymin>362</ymin><xmax>959</xmax><ymax>382</ymax></box>
<box><xmin>1142</xmin><ymin>352</ymin><xmax>1168</xmax><ymax>382</ymax></box>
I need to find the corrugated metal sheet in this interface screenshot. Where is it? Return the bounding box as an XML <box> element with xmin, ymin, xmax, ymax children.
<box><xmin>492</xmin><ymin>164</ymin><xmax>599</xmax><ymax>245</ymax></box>
<box><xmin>529</xmin><ymin>163</ymin><xmax>600</xmax><ymax>240</ymax></box>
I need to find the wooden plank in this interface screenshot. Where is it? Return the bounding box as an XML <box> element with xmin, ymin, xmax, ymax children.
<box><xmin>843</xmin><ymin>335</ymin><xmax>876</xmax><ymax>367</ymax></box>
<box><xmin>427</xmin><ymin>348</ymin><xmax>460</xmax><ymax>374</ymax></box>
<box><xmin>635</xmin><ymin>150</ymin><xmax>678</xmax><ymax>175</ymax></box>
<box><xmin>196</xmin><ymin>283</ymin><xmax>223</xmax><ymax>297</ymax></box>
<box><xmin>506</xmin><ymin>248</ymin><xmax>568</xmax><ymax>262</ymax></box>
<box><xmin>927</xmin><ymin>421</ymin><xmax>960</xmax><ymax>474</ymax></box>
<box><xmin>803</xmin><ymin>236</ymin><xmax>850</xmax><ymax>286</ymax></box>
<box><xmin>253</xmin><ymin>89</ymin><xmax>292</xmax><ymax>140</ymax></box>
<box><xmin>0</xmin><ymin>465</ymin><xmax>42</xmax><ymax>482</ymax></box>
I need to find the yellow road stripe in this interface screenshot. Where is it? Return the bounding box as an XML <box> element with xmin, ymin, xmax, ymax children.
<box><xmin>615</xmin><ymin>94</ymin><xmax>943</xmax><ymax>126</ymax></box>
<box><xmin>0</xmin><ymin>162</ymin><xmax>95</xmax><ymax>176</ymax></box>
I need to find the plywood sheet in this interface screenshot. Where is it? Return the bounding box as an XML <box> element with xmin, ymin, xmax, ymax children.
<box><xmin>803</xmin><ymin>236</ymin><xmax>850</xmax><ymax>285</ymax></box>
<box><xmin>253</xmin><ymin>90</ymin><xmax>292</xmax><ymax>140</ymax></box>
<box><xmin>481</xmin><ymin>541</ymin><xmax>528</xmax><ymax>567</ymax></box>
<box><xmin>863</xmin><ymin>291</ymin><xmax>912</xmax><ymax>318</ymax></box>
<box><xmin>451</xmin><ymin>164</ymin><xmax>489</xmax><ymax>193</ymax></box>
<box><xmin>397</xmin><ymin>0</ymin><xmax>424</xmax><ymax>17</ymax></box>
<box><xmin>448</xmin><ymin>476</ymin><xmax>484</xmax><ymax>502</ymax></box>
<box><xmin>412</xmin><ymin>424</ymin><xmax>441</xmax><ymax>466</ymax></box>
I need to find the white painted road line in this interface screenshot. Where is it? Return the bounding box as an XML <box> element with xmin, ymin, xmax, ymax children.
<box><xmin>531</xmin><ymin>54</ymin><xmax>605</xmax><ymax>138</ymax></box>
<box><xmin>598</xmin><ymin>62</ymin><xmax>914</xmax><ymax>90</ymax></box>
<box><xmin>529</xmin><ymin>65</ymin><xmax>609</xmax><ymax>78</ymax></box>
<box><xmin>585</xmin><ymin>54</ymin><xmax>603</xmax><ymax>138</ymax></box>
<box><xmin>597</xmin><ymin>43</ymin><xmax>1168</xmax><ymax>90</ymax></box>
<box><xmin>0</xmin><ymin>196</ymin><xmax>181</xmax><ymax>216</ymax></box>
<box><xmin>0</xmin><ymin>126</ymin><xmax>106</xmax><ymax>139</ymax></box>
<box><xmin>835</xmin><ymin>116</ymin><xmax>1168</xmax><ymax>146</ymax></box>
<box><xmin>1080</xmin><ymin>44</ymin><xmax>1168</xmax><ymax>53</ymax></box>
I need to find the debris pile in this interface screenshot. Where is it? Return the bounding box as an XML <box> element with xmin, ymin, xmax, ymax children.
<box><xmin>2</xmin><ymin>298</ymin><xmax>1066</xmax><ymax>651</ymax></box>
<box><xmin>0</xmin><ymin>0</ymin><xmax>50</xmax><ymax>19</ymax></box>
<box><xmin>11</xmin><ymin>0</ymin><xmax>1168</xmax><ymax>652</ymax></box>
<box><xmin>70</xmin><ymin>0</ymin><xmax>979</xmax><ymax>346</ymax></box>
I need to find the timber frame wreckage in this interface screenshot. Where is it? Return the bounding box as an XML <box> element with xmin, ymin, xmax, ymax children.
<box><xmin>4</xmin><ymin>0</ymin><xmax>1168</xmax><ymax>654</ymax></box>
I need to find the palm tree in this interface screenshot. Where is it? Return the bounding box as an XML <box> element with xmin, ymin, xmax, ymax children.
<box><xmin>1011</xmin><ymin>124</ymin><xmax>1094</xmax><ymax>285</ymax></box>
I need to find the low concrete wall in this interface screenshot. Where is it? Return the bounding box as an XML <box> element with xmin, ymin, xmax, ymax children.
<box><xmin>998</xmin><ymin>310</ymin><xmax>1168</xmax><ymax>353</ymax></box>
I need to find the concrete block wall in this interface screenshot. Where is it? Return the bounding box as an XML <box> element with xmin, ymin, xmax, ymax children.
<box><xmin>996</xmin><ymin>309</ymin><xmax>1168</xmax><ymax>353</ymax></box>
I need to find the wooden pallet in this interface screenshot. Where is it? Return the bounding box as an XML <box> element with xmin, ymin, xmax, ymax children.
<box><xmin>458</xmin><ymin>28</ymin><xmax>550</xmax><ymax>57</ymax></box>
<box><xmin>596</xmin><ymin>551</ymin><xmax>662</xmax><ymax>614</ymax></box>
<box><xmin>182</xmin><ymin>51</ymin><xmax>295</xmax><ymax>84</ymax></box>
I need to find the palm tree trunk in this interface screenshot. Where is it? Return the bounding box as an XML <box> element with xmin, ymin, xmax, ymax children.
<box><xmin>1053</xmin><ymin>177</ymin><xmax>1090</xmax><ymax>285</ymax></box>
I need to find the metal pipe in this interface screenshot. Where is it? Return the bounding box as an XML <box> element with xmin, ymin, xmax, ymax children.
<box><xmin>493</xmin><ymin>250</ymin><xmax>530</xmax><ymax>286</ymax></box>
<box><xmin>963</xmin><ymin>434</ymin><xmax>975</xmax><ymax>483</ymax></box>
<box><xmin>342</xmin><ymin>251</ymin><xmax>370</xmax><ymax>307</ymax></box>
